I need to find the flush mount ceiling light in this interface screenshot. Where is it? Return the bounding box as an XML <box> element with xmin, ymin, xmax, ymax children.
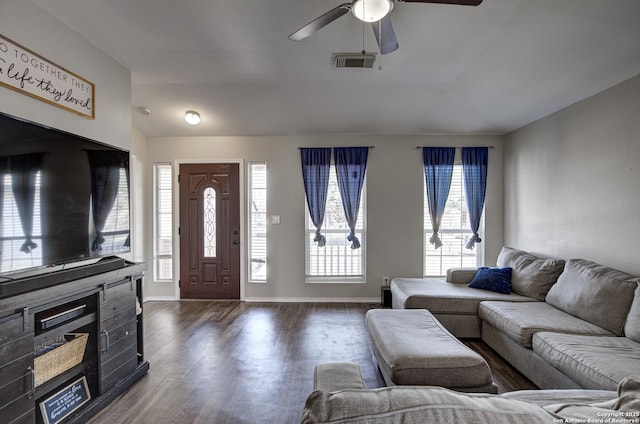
<box><xmin>138</xmin><ymin>106</ymin><xmax>152</xmax><ymax>116</ymax></box>
<box><xmin>351</xmin><ymin>0</ymin><xmax>393</xmax><ymax>23</ymax></box>
<box><xmin>184</xmin><ymin>110</ymin><xmax>201</xmax><ymax>125</ymax></box>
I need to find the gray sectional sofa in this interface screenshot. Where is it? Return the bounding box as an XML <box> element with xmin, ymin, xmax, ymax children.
<box><xmin>301</xmin><ymin>362</ymin><xmax>640</xmax><ymax>423</ymax></box>
<box><xmin>390</xmin><ymin>246</ymin><xmax>640</xmax><ymax>391</ymax></box>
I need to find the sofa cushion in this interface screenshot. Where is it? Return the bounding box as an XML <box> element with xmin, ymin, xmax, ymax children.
<box><xmin>301</xmin><ymin>386</ymin><xmax>555</xmax><ymax>424</ymax></box>
<box><xmin>624</xmin><ymin>282</ymin><xmax>640</xmax><ymax>342</ymax></box>
<box><xmin>468</xmin><ymin>267</ymin><xmax>512</xmax><ymax>294</ymax></box>
<box><xmin>533</xmin><ymin>332</ymin><xmax>640</xmax><ymax>391</ymax></box>
<box><xmin>391</xmin><ymin>278</ymin><xmax>534</xmax><ymax>314</ymax></box>
<box><xmin>314</xmin><ymin>363</ymin><xmax>365</xmax><ymax>392</ymax></box>
<box><xmin>545</xmin><ymin>259</ymin><xmax>638</xmax><ymax>335</ymax></box>
<box><xmin>544</xmin><ymin>376</ymin><xmax>640</xmax><ymax>420</ymax></box>
<box><xmin>479</xmin><ymin>301</ymin><xmax>613</xmax><ymax>349</ymax></box>
<box><xmin>496</xmin><ymin>247</ymin><xmax>565</xmax><ymax>301</ymax></box>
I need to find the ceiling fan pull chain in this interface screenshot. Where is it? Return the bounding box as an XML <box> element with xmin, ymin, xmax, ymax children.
<box><xmin>362</xmin><ymin>1</ymin><xmax>366</xmax><ymax>53</ymax></box>
<box><xmin>377</xmin><ymin>19</ymin><xmax>383</xmax><ymax>70</ymax></box>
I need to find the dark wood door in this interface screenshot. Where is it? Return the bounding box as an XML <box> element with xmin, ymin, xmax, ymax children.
<box><xmin>179</xmin><ymin>163</ymin><xmax>240</xmax><ymax>299</ymax></box>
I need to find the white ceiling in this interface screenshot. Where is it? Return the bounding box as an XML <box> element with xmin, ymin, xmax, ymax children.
<box><xmin>33</xmin><ymin>0</ymin><xmax>640</xmax><ymax>138</ymax></box>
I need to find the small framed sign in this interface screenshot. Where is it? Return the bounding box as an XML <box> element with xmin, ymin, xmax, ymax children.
<box><xmin>39</xmin><ymin>376</ymin><xmax>92</xmax><ymax>424</ymax></box>
<box><xmin>0</xmin><ymin>34</ymin><xmax>95</xmax><ymax>119</ymax></box>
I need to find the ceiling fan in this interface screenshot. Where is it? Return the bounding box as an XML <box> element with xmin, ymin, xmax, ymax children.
<box><xmin>288</xmin><ymin>0</ymin><xmax>483</xmax><ymax>55</ymax></box>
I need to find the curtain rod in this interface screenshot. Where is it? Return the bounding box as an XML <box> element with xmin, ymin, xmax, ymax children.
<box><xmin>414</xmin><ymin>146</ymin><xmax>494</xmax><ymax>149</ymax></box>
<box><xmin>298</xmin><ymin>146</ymin><xmax>375</xmax><ymax>149</ymax></box>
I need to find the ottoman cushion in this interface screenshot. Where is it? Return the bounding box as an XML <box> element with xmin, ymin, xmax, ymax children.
<box><xmin>365</xmin><ymin>309</ymin><xmax>497</xmax><ymax>393</ymax></box>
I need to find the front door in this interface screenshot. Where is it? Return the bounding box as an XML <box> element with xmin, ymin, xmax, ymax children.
<box><xmin>179</xmin><ymin>163</ymin><xmax>240</xmax><ymax>299</ymax></box>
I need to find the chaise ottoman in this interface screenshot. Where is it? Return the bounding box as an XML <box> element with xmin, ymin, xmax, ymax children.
<box><xmin>365</xmin><ymin>309</ymin><xmax>498</xmax><ymax>393</ymax></box>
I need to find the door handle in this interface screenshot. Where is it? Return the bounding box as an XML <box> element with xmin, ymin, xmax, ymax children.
<box><xmin>27</xmin><ymin>366</ymin><xmax>35</xmax><ymax>399</ymax></box>
<box><xmin>102</xmin><ymin>329</ymin><xmax>110</xmax><ymax>352</ymax></box>
<box><xmin>232</xmin><ymin>240</ymin><xmax>240</xmax><ymax>245</ymax></box>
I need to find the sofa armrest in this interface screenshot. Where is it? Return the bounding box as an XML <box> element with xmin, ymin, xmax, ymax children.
<box><xmin>501</xmin><ymin>389</ymin><xmax>617</xmax><ymax>407</ymax></box>
<box><xmin>446</xmin><ymin>268</ymin><xmax>478</xmax><ymax>284</ymax></box>
<box><xmin>314</xmin><ymin>363</ymin><xmax>366</xmax><ymax>392</ymax></box>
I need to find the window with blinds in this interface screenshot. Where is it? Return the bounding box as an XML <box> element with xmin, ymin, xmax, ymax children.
<box><xmin>153</xmin><ymin>163</ymin><xmax>173</xmax><ymax>281</ymax></box>
<box><xmin>306</xmin><ymin>166</ymin><xmax>365</xmax><ymax>281</ymax></box>
<box><xmin>249</xmin><ymin>162</ymin><xmax>267</xmax><ymax>282</ymax></box>
<box><xmin>100</xmin><ymin>167</ymin><xmax>130</xmax><ymax>251</ymax></box>
<box><xmin>0</xmin><ymin>172</ymin><xmax>43</xmax><ymax>272</ymax></box>
<box><xmin>424</xmin><ymin>164</ymin><xmax>483</xmax><ymax>277</ymax></box>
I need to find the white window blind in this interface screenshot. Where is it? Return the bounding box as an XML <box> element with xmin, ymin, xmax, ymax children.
<box><xmin>100</xmin><ymin>167</ymin><xmax>130</xmax><ymax>251</ymax></box>
<box><xmin>306</xmin><ymin>166</ymin><xmax>365</xmax><ymax>280</ymax></box>
<box><xmin>249</xmin><ymin>162</ymin><xmax>267</xmax><ymax>282</ymax></box>
<box><xmin>153</xmin><ymin>163</ymin><xmax>173</xmax><ymax>281</ymax></box>
<box><xmin>0</xmin><ymin>172</ymin><xmax>43</xmax><ymax>272</ymax></box>
<box><xmin>424</xmin><ymin>164</ymin><xmax>483</xmax><ymax>277</ymax></box>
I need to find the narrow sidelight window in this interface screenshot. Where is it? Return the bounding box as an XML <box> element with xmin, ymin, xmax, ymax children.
<box><xmin>249</xmin><ymin>162</ymin><xmax>267</xmax><ymax>282</ymax></box>
<box><xmin>153</xmin><ymin>163</ymin><xmax>173</xmax><ymax>282</ymax></box>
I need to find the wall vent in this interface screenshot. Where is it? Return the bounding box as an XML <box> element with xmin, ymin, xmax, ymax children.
<box><xmin>333</xmin><ymin>53</ymin><xmax>377</xmax><ymax>68</ymax></box>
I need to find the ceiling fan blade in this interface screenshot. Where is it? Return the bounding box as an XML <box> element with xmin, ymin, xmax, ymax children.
<box><xmin>371</xmin><ymin>15</ymin><xmax>399</xmax><ymax>55</ymax></box>
<box><xmin>288</xmin><ymin>3</ymin><xmax>352</xmax><ymax>41</ymax></box>
<box><xmin>397</xmin><ymin>0</ymin><xmax>483</xmax><ymax>5</ymax></box>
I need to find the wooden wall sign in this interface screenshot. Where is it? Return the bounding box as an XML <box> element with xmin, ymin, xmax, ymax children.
<box><xmin>39</xmin><ymin>376</ymin><xmax>92</xmax><ymax>424</ymax></box>
<box><xmin>0</xmin><ymin>34</ymin><xmax>95</xmax><ymax>119</ymax></box>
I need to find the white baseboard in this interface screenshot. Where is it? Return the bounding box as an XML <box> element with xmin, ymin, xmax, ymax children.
<box><xmin>244</xmin><ymin>297</ymin><xmax>380</xmax><ymax>303</ymax></box>
<box><xmin>143</xmin><ymin>296</ymin><xmax>177</xmax><ymax>302</ymax></box>
<box><xmin>143</xmin><ymin>296</ymin><xmax>381</xmax><ymax>304</ymax></box>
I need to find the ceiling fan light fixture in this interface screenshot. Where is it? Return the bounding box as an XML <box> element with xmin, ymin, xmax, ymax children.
<box><xmin>184</xmin><ymin>110</ymin><xmax>201</xmax><ymax>125</ymax></box>
<box><xmin>352</xmin><ymin>0</ymin><xmax>394</xmax><ymax>23</ymax></box>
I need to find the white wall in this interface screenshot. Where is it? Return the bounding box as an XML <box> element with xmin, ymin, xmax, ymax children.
<box><xmin>0</xmin><ymin>1</ymin><xmax>506</xmax><ymax>301</ymax></box>
<box><xmin>504</xmin><ymin>73</ymin><xmax>640</xmax><ymax>275</ymax></box>
<box><xmin>130</xmin><ymin>127</ymin><xmax>148</xmax><ymax>263</ymax></box>
<box><xmin>0</xmin><ymin>0</ymin><xmax>145</xmax><ymax>268</ymax></box>
<box><xmin>144</xmin><ymin>134</ymin><xmax>504</xmax><ymax>300</ymax></box>
<box><xmin>0</xmin><ymin>0</ymin><xmax>131</xmax><ymax>150</ymax></box>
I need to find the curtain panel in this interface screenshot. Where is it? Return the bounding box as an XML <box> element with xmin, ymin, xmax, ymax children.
<box><xmin>87</xmin><ymin>150</ymin><xmax>124</xmax><ymax>251</ymax></box>
<box><xmin>423</xmin><ymin>147</ymin><xmax>455</xmax><ymax>249</ymax></box>
<box><xmin>462</xmin><ymin>147</ymin><xmax>488</xmax><ymax>249</ymax></box>
<box><xmin>0</xmin><ymin>157</ymin><xmax>6</xmax><ymax>225</ymax></box>
<box><xmin>10</xmin><ymin>153</ymin><xmax>43</xmax><ymax>253</ymax></box>
<box><xmin>334</xmin><ymin>147</ymin><xmax>368</xmax><ymax>249</ymax></box>
<box><xmin>124</xmin><ymin>164</ymin><xmax>131</xmax><ymax>247</ymax></box>
<box><xmin>300</xmin><ymin>148</ymin><xmax>332</xmax><ymax>247</ymax></box>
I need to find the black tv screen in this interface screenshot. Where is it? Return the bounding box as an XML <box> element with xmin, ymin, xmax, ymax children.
<box><xmin>0</xmin><ymin>112</ymin><xmax>130</xmax><ymax>280</ymax></box>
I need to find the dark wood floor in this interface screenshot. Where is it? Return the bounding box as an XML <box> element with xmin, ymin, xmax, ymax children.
<box><xmin>88</xmin><ymin>301</ymin><xmax>536</xmax><ymax>424</ymax></box>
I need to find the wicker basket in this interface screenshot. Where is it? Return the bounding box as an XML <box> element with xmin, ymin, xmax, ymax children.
<box><xmin>34</xmin><ymin>333</ymin><xmax>89</xmax><ymax>387</ymax></box>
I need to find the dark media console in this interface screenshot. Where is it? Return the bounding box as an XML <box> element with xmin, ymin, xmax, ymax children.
<box><xmin>0</xmin><ymin>257</ymin><xmax>127</xmax><ymax>300</ymax></box>
<box><xmin>0</xmin><ymin>261</ymin><xmax>149</xmax><ymax>424</ymax></box>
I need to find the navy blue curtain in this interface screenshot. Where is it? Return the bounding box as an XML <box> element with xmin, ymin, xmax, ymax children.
<box><xmin>423</xmin><ymin>147</ymin><xmax>455</xmax><ymax>249</ymax></box>
<box><xmin>462</xmin><ymin>147</ymin><xmax>488</xmax><ymax>250</ymax></box>
<box><xmin>87</xmin><ymin>151</ymin><xmax>124</xmax><ymax>251</ymax></box>
<box><xmin>123</xmin><ymin>163</ymin><xmax>130</xmax><ymax>247</ymax></box>
<box><xmin>334</xmin><ymin>147</ymin><xmax>368</xmax><ymax>249</ymax></box>
<box><xmin>300</xmin><ymin>148</ymin><xmax>332</xmax><ymax>247</ymax></box>
<box><xmin>0</xmin><ymin>157</ymin><xmax>6</xmax><ymax>227</ymax></box>
<box><xmin>10</xmin><ymin>154</ymin><xmax>43</xmax><ymax>253</ymax></box>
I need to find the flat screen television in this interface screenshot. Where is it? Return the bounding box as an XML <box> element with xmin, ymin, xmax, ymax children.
<box><xmin>0</xmin><ymin>111</ymin><xmax>130</xmax><ymax>292</ymax></box>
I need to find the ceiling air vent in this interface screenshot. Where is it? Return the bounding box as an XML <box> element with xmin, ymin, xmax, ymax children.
<box><xmin>333</xmin><ymin>53</ymin><xmax>377</xmax><ymax>68</ymax></box>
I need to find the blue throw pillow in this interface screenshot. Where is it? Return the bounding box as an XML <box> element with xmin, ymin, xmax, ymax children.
<box><xmin>468</xmin><ymin>267</ymin><xmax>512</xmax><ymax>294</ymax></box>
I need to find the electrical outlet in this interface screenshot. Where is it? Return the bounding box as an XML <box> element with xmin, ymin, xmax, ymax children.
<box><xmin>382</xmin><ymin>276</ymin><xmax>390</xmax><ymax>286</ymax></box>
